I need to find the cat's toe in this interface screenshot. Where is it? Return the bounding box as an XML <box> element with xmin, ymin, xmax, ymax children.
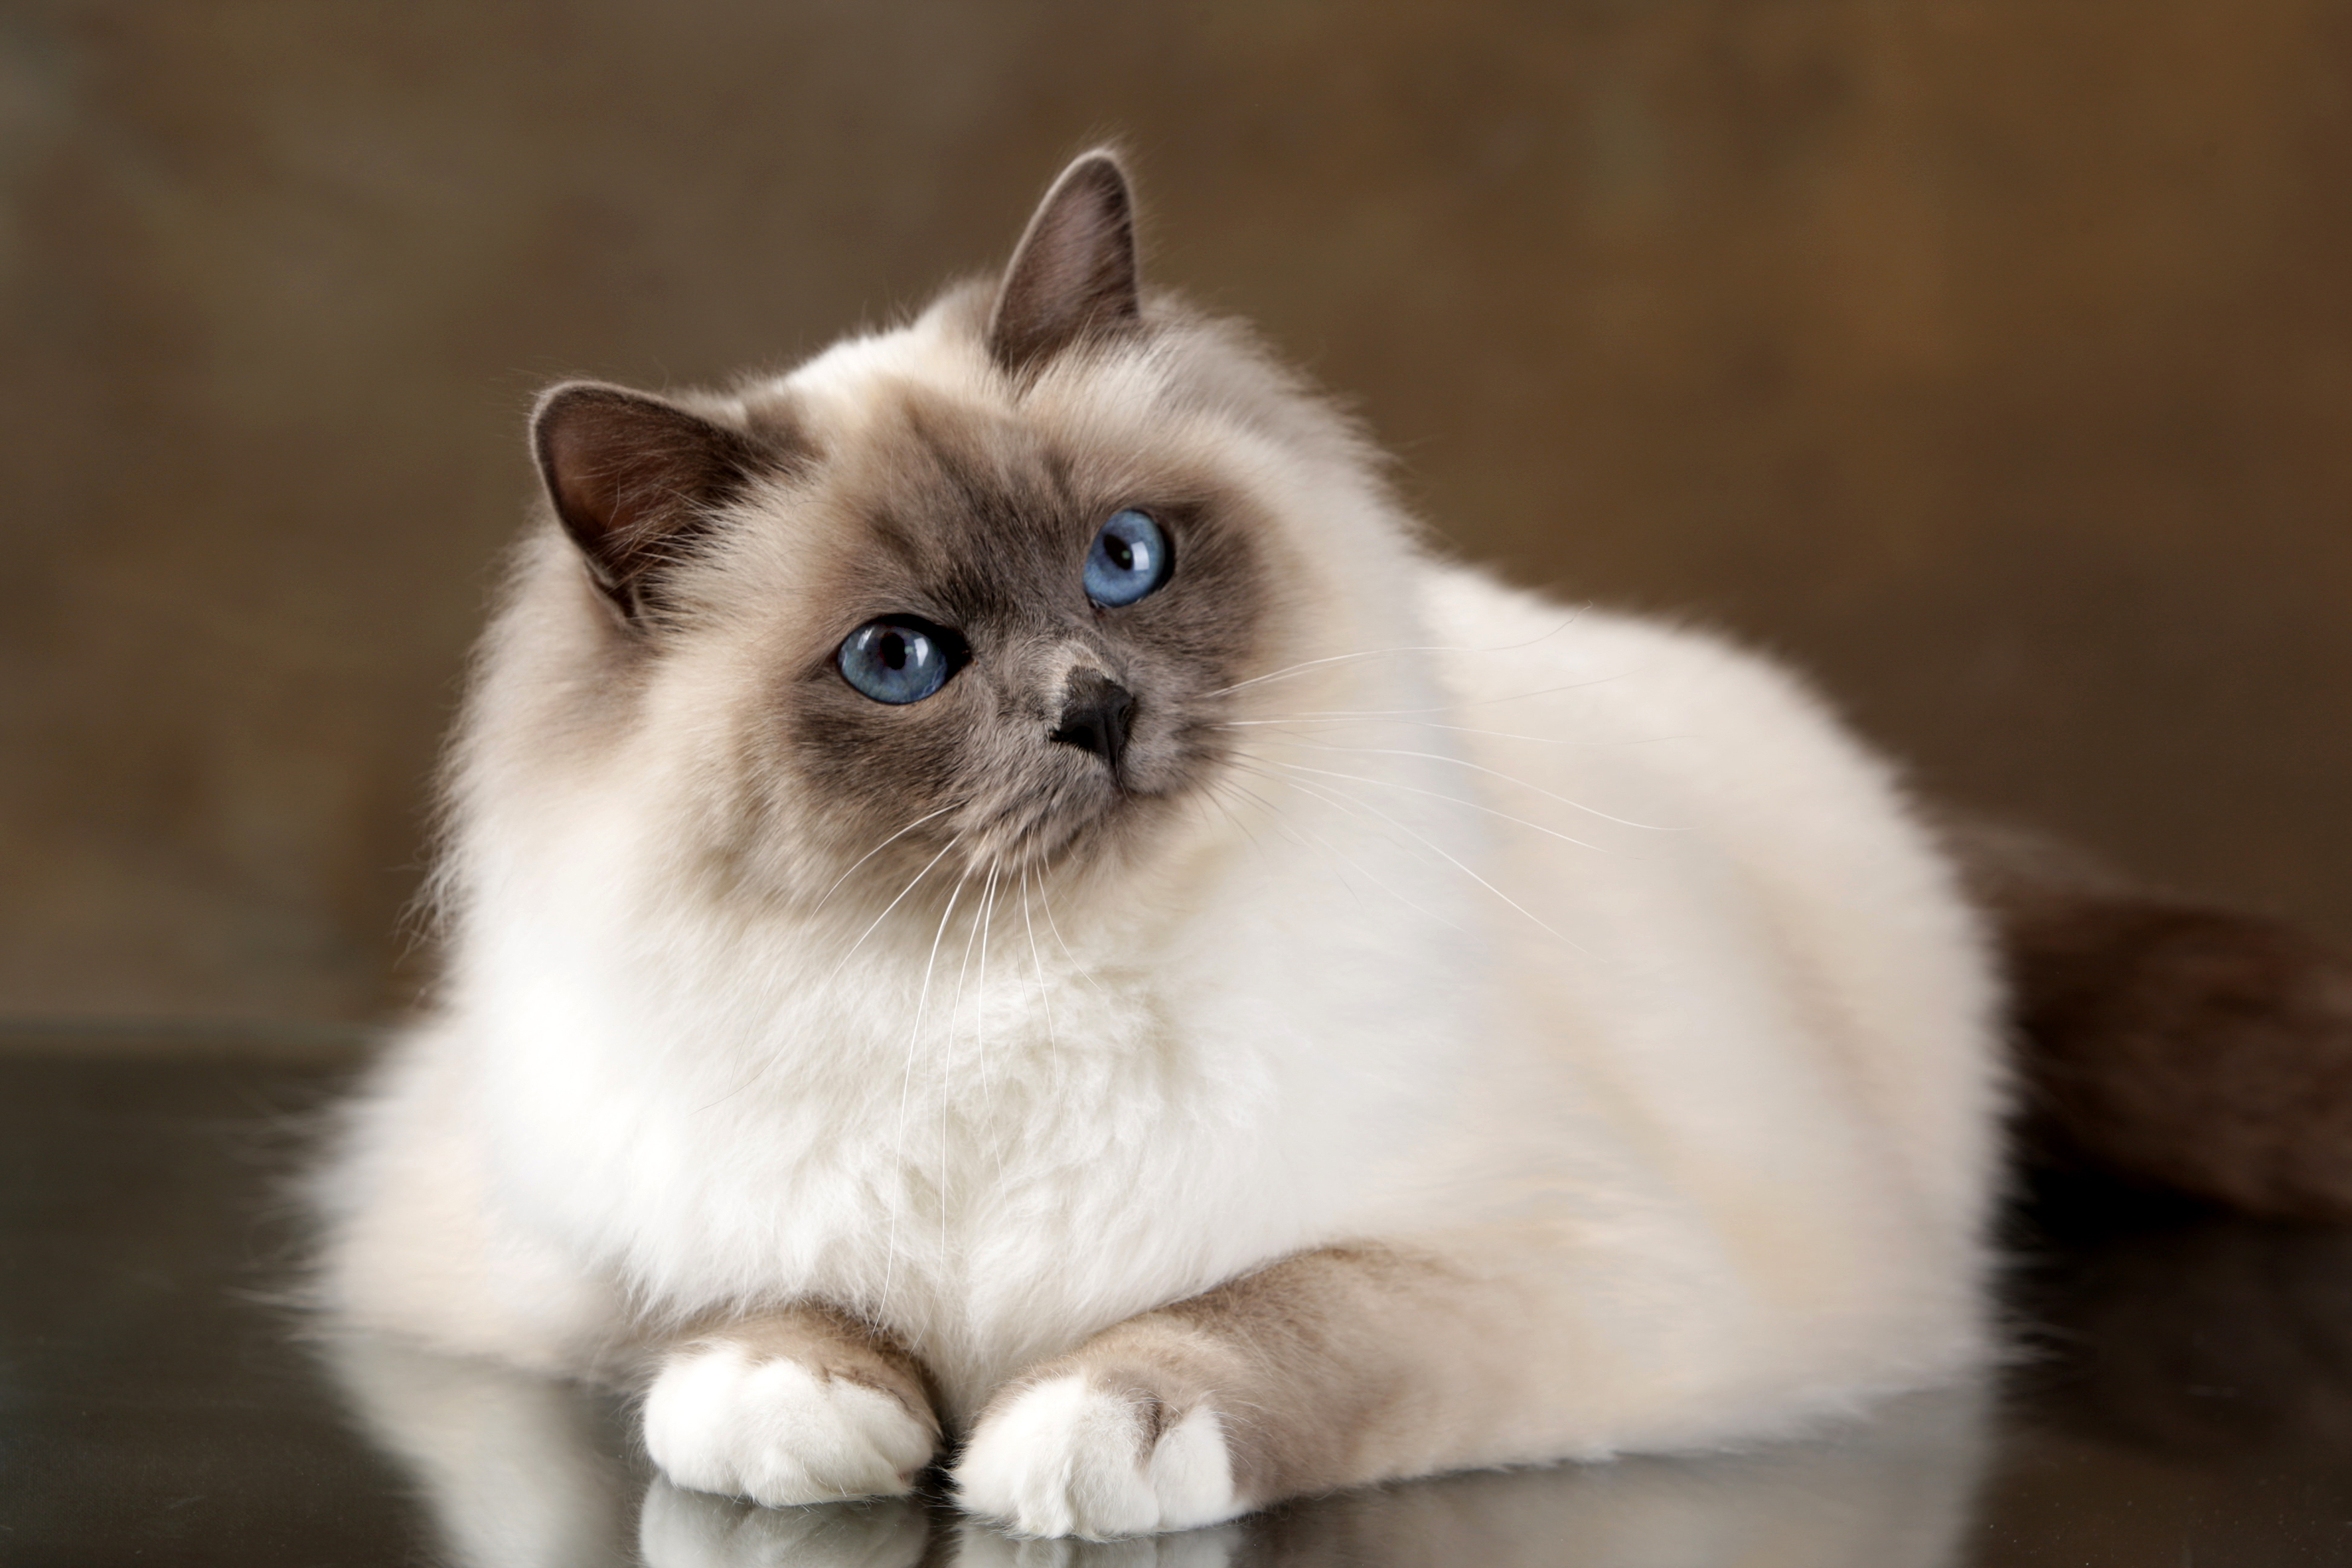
<box><xmin>952</xmin><ymin>1373</ymin><xmax>1241</xmax><ymax>1539</ymax></box>
<box><xmin>643</xmin><ymin>1342</ymin><xmax>939</xmax><ymax>1507</ymax></box>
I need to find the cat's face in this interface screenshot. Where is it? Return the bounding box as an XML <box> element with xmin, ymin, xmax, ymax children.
<box><xmin>507</xmin><ymin>154</ymin><xmax>1392</xmax><ymax>909</ymax></box>
<box><xmin>751</xmin><ymin>364</ymin><xmax>1281</xmax><ymax>883</ymax></box>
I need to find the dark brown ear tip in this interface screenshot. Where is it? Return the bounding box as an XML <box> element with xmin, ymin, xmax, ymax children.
<box><xmin>1025</xmin><ymin>147</ymin><xmax>1138</xmax><ymax>257</ymax></box>
<box><xmin>1056</xmin><ymin>148</ymin><xmax>1133</xmax><ymax>198</ymax></box>
<box><xmin>532</xmin><ymin>380</ymin><xmax>660</xmax><ymax>434</ymax></box>
<box><xmin>534</xmin><ymin>379</ymin><xmax>622</xmax><ymax>416</ymax></box>
<box><xmin>532</xmin><ymin>378</ymin><xmax>611</xmax><ymax>412</ymax></box>
<box><xmin>532</xmin><ymin>382</ymin><xmax>643</xmax><ymax>468</ymax></box>
<box><xmin>1063</xmin><ymin>153</ymin><xmax>1136</xmax><ymax>254</ymax></box>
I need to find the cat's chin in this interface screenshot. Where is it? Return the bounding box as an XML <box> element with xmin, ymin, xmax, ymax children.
<box><xmin>943</xmin><ymin>754</ymin><xmax>1221</xmax><ymax>885</ymax></box>
<box><xmin>966</xmin><ymin>789</ymin><xmax>1185</xmax><ymax>886</ymax></box>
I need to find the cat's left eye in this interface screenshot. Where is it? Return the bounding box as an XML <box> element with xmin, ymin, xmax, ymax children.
<box><xmin>1084</xmin><ymin>509</ymin><xmax>1172</xmax><ymax>608</ymax></box>
<box><xmin>838</xmin><ymin>619</ymin><xmax>959</xmax><ymax>704</ymax></box>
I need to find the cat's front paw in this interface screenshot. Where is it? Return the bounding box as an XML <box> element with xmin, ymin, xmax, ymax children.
<box><xmin>643</xmin><ymin>1340</ymin><xmax>939</xmax><ymax>1507</ymax></box>
<box><xmin>953</xmin><ymin>1374</ymin><xmax>1241</xmax><ymax>1539</ymax></box>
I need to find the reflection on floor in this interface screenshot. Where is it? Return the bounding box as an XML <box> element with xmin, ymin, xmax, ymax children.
<box><xmin>324</xmin><ymin>1328</ymin><xmax>1988</xmax><ymax>1568</ymax></box>
<box><xmin>6</xmin><ymin>1051</ymin><xmax>2352</xmax><ymax>1565</ymax></box>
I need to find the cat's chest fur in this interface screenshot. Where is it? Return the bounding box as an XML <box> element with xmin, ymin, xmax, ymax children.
<box><xmin>461</xmin><ymin>798</ymin><xmax>1498</xmax><ymax>1407</ymax></box>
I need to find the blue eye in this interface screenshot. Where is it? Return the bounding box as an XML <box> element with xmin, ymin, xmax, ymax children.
<box><xmin>1084</xmin><ymin>509</ymin><xmax>1172</xmax><ymax>607</ymax></box>
<box><xmin>838</xmin><ymin>619</ymin><xmax>957</xmax><ymax>704</ymax></box>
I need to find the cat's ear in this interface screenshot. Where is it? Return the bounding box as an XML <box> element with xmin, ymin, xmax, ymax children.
<box><xmin>530</xmin><ymin>382</ymin><xmax>775</xmax><ymax>620</ymax></box>
<box><xmin>987</xmin><ymin>149</ymin><xmax>1140</xmax><ymax>376</ymax></box>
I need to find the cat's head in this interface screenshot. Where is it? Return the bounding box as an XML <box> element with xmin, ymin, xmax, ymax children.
<box><xmin>471</xmin><ymin>152</ymin><xmax>1423</xmax><ymax>915</ymax></box>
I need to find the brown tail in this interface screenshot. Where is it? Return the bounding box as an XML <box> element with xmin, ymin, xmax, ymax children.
<box><xmin>1948</xmin><ymin>818</ymin><xmax>2352</xmax><ymax>1221</ymax></box>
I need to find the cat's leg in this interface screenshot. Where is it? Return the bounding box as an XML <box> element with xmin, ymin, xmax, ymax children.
<box><xmin>643</xmin><ymin>1304</ymin><xmax>942</xmax><ymax>1508</ymax></box>
<box><xmin>953</xmin><ymin>1246</ymin><xmax>1449</xmax><ymax>1538</ymax></box>
<box><xmin>953</xmin><ymin>1234</ymin><xmax>1976</xmax><ymax>1539</ymax></box>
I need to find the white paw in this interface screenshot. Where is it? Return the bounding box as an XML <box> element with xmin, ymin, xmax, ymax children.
<box><xmin>953</xmin><ymin>1375</ymin><xmax>1241</xmax><ymax>1539</ymax></box>
<box><xmin>643</xmin><ymin>1342</ymin><xmax>937</xmax><ymax>1507</ymax></box>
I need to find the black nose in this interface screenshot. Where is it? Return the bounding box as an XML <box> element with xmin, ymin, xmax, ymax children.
<box><xmin>1050</xmin><ymin>670</ymin><xmax>1135</xmax><ymax>770</ymax></box>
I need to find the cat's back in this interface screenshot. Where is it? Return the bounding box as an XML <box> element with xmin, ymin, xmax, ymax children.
<box><xmin>1410</xmin><ymin>563</ymin><xmax>2003</xmax><ymax>1243</ymax></box>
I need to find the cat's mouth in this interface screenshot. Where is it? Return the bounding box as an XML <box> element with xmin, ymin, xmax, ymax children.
<box><xmin>951</xmin><ymin>708</ymin><xmax>1225</xmax><ymax>876</ymax></box>
<box><xmin>969</xmin><ymin>761</ymin><xmax>1153</xmax><ymax>872</ymax></box>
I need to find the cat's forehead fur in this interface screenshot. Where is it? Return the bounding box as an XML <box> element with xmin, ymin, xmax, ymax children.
<box><xmin>718</xmin><ymin>288</ymin><xmax>1279</xmax><ymax>619</ymax></box>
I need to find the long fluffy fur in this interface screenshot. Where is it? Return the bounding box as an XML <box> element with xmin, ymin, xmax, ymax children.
<box><xmin>316</xmin><ymin>155</ymin><xmax>2007</xmax><ymax>1535</ymax></box>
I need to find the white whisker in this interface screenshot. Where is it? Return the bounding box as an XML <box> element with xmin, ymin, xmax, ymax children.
<box><xmin>1265</xmin><ymin>741</ymin><xmax>1675</xmax><ymax>832</ymax></box>
<box><xmin>1020</xmin><ymin>864</ymin><xmax>1059</xmax><ymax>1076</ymax></box>
<box><xmin>881</xmin><ymin>869</ymin><xmax>967</xmax><ymax>1319</ymax></box>
<box><xmin>698</xmin><ymin>830</ymin><xmax>967</xmax><ymax>1112</ymax></box>
<box><xmin>1034</xmin><ymin>867</ymin><xmax>1108</xmax><ymax>998</ymax></box>
<box><xmin>1200</xmin><ymin>615</ymin><xmax>1584</xmax><ymax>700</ymax></box>
<box><xmin>1224</xmin><ymin>759</ymin><xmax>1435</xmax><ymax>878</ymax></box>
<box><xmin>977</xmin><ymin>860</ymin><xmax>1006</xmax><ymax>1187</ymax></box>
<box><xmin>1219</xmin><ymin>769</ymin><xmax>1474</xmax><ymax>934</ymax></box>
<box><xmin>941</xmin><ymin>861</ymin><xmax>993</xmax><ymax>1268</ymax></box>
<box><xmin>1217</xmin><ymin>716</ymin><xmax>1683</xmax><ymax>748</ymax></box>
<box><xmin>1212</xmin><ymin>666</ymin><xmax>1641</xmax><ymax>721</ymax></box>
<box><xmin>806</xmin><ymin>802</ymin><xmax>961</xmax><ymax>915</ymax></box>
<box><xmin>833</xmin><ymin>831</ymin><xmax>970</xmax><ymax>975</ymax></box>
<box><xmin>1202</xmin><ymin>779</ymin><xmax>1286</xmax><ymax>882</ymax></box>
<box><xmin>1240</xmin><ymin>760</ymin><xmax>1587</xmax><ymax>953</ymax></box>
<box><xmin>1253</xmin><ymin>755</ymin><xmax>1624</xmax><ymax>858</ymax></box>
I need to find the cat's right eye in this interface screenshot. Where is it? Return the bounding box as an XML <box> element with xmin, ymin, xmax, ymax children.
<box><xmin>837</xmin><ymin>619</ymin><xmax>959</xmax><ymax>704</ymax></box>
<box><xmin>1084</xmin><ymin>509</ymin><xmax>1172</xmax><ymax>607</ymax></box>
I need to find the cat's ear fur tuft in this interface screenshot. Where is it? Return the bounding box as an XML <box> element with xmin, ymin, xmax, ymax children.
<box><xmin>987</xmin><ymin>149</ymin><xmax>1140</xmax><ymax>376</ymax></box>
<box><xmin>531</xmin><ymin>382</ymin><xmax>775</xmax><ymax>621</ymax></box>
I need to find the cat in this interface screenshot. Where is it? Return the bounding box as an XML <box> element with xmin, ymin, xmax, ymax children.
<box><xmin>312</xmin><ymin>149</ymin><xmax>2343</xmax><ymax>1540</ymax></box>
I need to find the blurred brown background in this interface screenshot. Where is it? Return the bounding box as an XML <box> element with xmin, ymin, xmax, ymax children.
<box><xmin>2</xmin><ymin>0</ymin><xmax>2346</xmax><ymax>1038</ymax></box>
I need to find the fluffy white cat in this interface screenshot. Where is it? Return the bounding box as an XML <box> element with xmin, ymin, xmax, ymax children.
<box><xmin>316</xmin><ymin>150</ymin><xmax>2003</xmax><ymax>1539</ymax></box>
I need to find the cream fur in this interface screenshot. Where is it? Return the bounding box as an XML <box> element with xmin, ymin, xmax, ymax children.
<box><xmin>315</xmin><ymin>181</ymin><xmax>2004</xmax><ymax>1536</ymax></box>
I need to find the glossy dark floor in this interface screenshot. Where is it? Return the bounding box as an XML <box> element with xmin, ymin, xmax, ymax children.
<box><xmin>7</xmin><ymin>1048</ymin><xmax>2352</xmax><ymax>1567</ymax></box>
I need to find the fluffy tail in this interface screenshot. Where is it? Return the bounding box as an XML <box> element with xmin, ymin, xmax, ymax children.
<box><xmin>1948</xmin><ymin>819</ymin><xmax>2352</xmax><ymax>1220</ymax></box>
